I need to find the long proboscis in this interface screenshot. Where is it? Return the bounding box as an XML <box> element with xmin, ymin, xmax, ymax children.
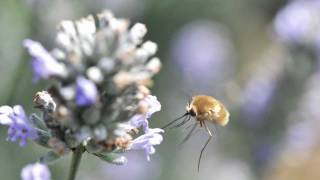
<box><xmin>161</xmin><ymin>113</ymin><xmax>189</xmax><ymax>129</ymax></box>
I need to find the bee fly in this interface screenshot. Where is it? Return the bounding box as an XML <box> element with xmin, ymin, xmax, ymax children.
<box><xmin>162</xmin><ymin>95</ymin><xmax>230</xmax><ymax>171</ymax></box>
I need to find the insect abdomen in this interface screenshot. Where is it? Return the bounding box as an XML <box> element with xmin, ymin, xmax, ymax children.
<box><xmin>192</xmin><ymin>95</ymin><xmax>230</xmax><ymax>126</ymax></box>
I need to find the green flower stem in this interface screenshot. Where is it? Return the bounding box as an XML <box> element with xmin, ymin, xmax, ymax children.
<box><xmin>68</xmin><ymin>145</ymin><xmax>85</xmax><ymax>180</ymax></box>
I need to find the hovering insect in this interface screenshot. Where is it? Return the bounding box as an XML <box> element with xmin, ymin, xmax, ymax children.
<box><xmin>162</xmin><ymin>95</ymin><xmax>230</xmax><ymax>171</ymax></box>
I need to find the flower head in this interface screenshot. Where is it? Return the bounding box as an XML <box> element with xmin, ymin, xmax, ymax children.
<box><xmin>23</xmin><ymin>39</ymin><xmax>67</xmax><ymax>82</ymax></box>
<box><xmin>130</xmin><ymin>128</ymin><xmax>164</xmax><ymax>161</ymax></box>
<box><xmin>16</xmin><ymin>10</ymin><xmax>163</xmax><ymax>170</ymax></box>
<box><xmin>0</xmin><ymin>105</ymin><xmax>37</xmax><ymax>146</ymax></box>
<box><xmin>21</xmin><ymin>163</ymin><xmax>51</xmax><ymax>180</ymax></box>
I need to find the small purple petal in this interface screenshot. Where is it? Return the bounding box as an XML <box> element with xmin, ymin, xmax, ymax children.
<box><xmin>0</xmin><ymin>105</ymin><xmax>13</xmax><ymax>114</ymax></box>
<box><xmin>0</xmin><ymin>105</ymin><xmax>37</xmax><ymax>146</ymax></box>
<box><xmin>76</xmin><ymin>76</ymin><xmax>98</xmax><ymax>106</ymax></box>
<box><xmin>21</xmin><ymin>163</ymin><xmax>51</xmax><ymax>180</ymax></box>
<box><xmin>128</xmin><ymin>95</ymin><xmax>161</xmax><ymax>132</ymax></box>
<box><xmin>128</xmin><ymin>114</ymin><xmax>149</xmax><ymax>132</ymax></box>
<box><xmin>13</xmin><ymin>105</ymin><xmax>28</xmax><ymax>122</ymax></box>
<box><xmin>23</xmin><ymin>39</ymin><xmax>66</xmax><ymax>82</ymax></box>
<box><xmin>144</xmin><ymin>95</ymin><xmax>161</xmax><ymax>118</ymax></box>
<box><xmin>130</xmin><ymin>128</ymin><xmax>164</xmax><ymax>161</ymax></box>
<box><xmin>0</xmin><ymin>106</ymin><xmax>14</xmax><ymax>125</ymax></box>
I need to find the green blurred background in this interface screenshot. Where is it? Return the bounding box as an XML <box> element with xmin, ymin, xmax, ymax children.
<box><xmin>2</xmin><ymin>0</ymin><xmax>320</xmax><ymax>179</ymax></box>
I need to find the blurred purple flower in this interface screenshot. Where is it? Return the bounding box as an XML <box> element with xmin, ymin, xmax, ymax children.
<box><xmin>171</xmin><ymin>21</ymin><xmax>234</xmax><ymax>85</ymax></box>
<box><xmin>242</xmin><ymin>76</ymin><xmax>277</xmax><ymax>122</ymax></box>
<box><xmin>241</xmin><ymin>49</ymin><xmax>285</xmax><ymax>127</ymax></box>
<box><xmin>286</xmin><ymin>121</ymin><xmax>316</xmax><ymax>152</ymax></box>
<box><xmin>0</xmin><ymin>105</ymin><xmax>37</xmax><ymax>146</ymax></box>
<box><xmin>274</xmin><ymin>0</ymin><xmax>320</xmax><ymax>46</ymax></box>
<box><xmin>130</xmin><ymin>128</ymin><xmax>164</xmax><ymax>161</ymax></box>
<box><xmin>283</xmin><ymin>72</ymin><xmax>320</xmax><ymax>153</ymax></box>
<box><xmin>252</xmin><ymin>141</ymin><xmax>274</xmax><ymax>169</ymax></box>
<box><xmin>23</xmin><ymin>39</ymin><xmax>67</xmax><ymax>82</ymax></box>
<box><xmin>76</xmin><ymin>76</ymin><xmax>98</xmax><ymax>106</ymax></box>
<box><xmin>128</xmin><ymin>95</ymin><xmax>161</xmax><ymax>132</ymax></box>
<box><xmin>21</xmin><ymin>163</ymin><xmax>51</xmax><ymax>180</ymax></box>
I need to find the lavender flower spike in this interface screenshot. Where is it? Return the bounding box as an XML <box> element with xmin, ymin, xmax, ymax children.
<box><xmin>130</xmin><ymin>128</ymin><xmax>164</xmax><ymax>161</ymax></box>
<box><xmin>0</xmin><ymin>105</ymin><xmax>37</xmax><ymax>146</ymax></box>
<box><xmin>128</xmin><ymin>95</ymin><xmax>161</xmax><ymax>131</ymax></box>
<box><xmin>21</xmin><ymin>163</ymin><xmax>51</xmax><ymax>180</ymax></box>
<box><xmin>12</xmin><ymin>10</ymin><xmax>163</xmax><ymax>178</ymax></box>
<box><xmin>23</xmin><ymin>39</ymin><xmax>67</xmax><ymax>82</ymax></box>
<box><xmin>76</xmin><ymin>76</ymin><xmax>98</xmax><ymax>106</ymax></box>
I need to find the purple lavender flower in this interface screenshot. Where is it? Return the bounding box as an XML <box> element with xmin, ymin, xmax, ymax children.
<box><xmin>76</xmin><ymin>76</ymin><xmax>98</xmax><ymax>106</ymax></box>
<box><xmin>286</xmin><ymin>121</ymin><xmax>316</xmax><ymax>152</ymax></box>
<box><xmin>23</xmin><ymin>39</ymin><xmax>67</xmax><ymax>82</ymax></box>
<box><xmin>252</xmin><ymin>141</ymin><xmax>274</xmax><ymax>169</ymax></box>
<box><xmin>130</xmin><ymin>128</ymin><xmax>164</xmax><ymax>161</ymax></box>
<box><xmin>128</xmin><ymin>95</ymin><xmax>161</xmax><ymax>131</ymax></box>
<box><xmin>273</xmin><ymin>0</ymin><xmax>320</xmax><ymax>45</ymax></box>
<box><xmin>240</xmin><ymin>50</ymin><xmax>286</xmax><ymax>127</ymax></box>
<box><xmin>0</xmin><ymin>105</ymin><xmax>37</xmax><ymax>146</ymax></box>
<box><xmin>282</xmin><ymin>72</ymin><xmax>320</xmax><ymax>154</ymax></box>
<box><xmin>21</xmin><ymin>163</ymin><xmax>51</xmax><ymax>180</ymax></box>
<box><xmin>242</xmin><ymin>76</ymin><xmax>277</xmax><ymax>124</ymax></box>
<box><xmin>12</xmin><ymin>11</ymin><xmax>163</xmax><ymax>179</ymax></box>
<box><xmin>171</xmin><ymin>21</ymin><xmax>234</xmax><ymax>85</ymax></box>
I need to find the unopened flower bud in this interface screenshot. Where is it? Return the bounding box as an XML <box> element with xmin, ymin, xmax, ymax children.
<box><xmin>130</xmin><ymin>23</ymin><xmax>147</xmax><ymax>45</ymax></box>
<box><xmin>146</xmin><ymin>57</ymin><xmax>162</xmax><ymax>74</ymax></box>
<box><xmin>86</xmin><ymin>66</ymin><xmax>104</xmax><ymax>83</ymax></box>
<box><xmin>33</xmin><ymin>91</ymin><xmax>56</xmax><ymax>112</ymax></box>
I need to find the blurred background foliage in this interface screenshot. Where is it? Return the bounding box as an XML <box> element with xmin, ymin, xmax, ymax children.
<box><xmin>2</xmin><ymin>0</ymin><xmax>320</xmax><ymax>179</ymax></box>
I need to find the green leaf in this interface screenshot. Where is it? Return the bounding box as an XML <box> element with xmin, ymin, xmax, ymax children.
<box><xmin>34</xmin><ymin>129</ymin><xmax>51</xmax><ymax>148</ymax></box>
<box><xmin>29</xmin><ymin>113</ymin><xmax>48</xmax><ymax>130</ymax></box>
<box><xmin>93</xmin><ymin>153</ymin><xmax>127</xmax><ymax>165</ymax></box>
<box><xmin>39</xmin><ymin>151</ymin><xmax>61</xmax><ymax>164</ymax></box>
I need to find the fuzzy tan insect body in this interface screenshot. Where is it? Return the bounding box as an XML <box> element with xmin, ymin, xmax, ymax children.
<box><xmin>187</xmin><ymin>95</ymin><xmax>229</xmax><ymax>126</ymax></box>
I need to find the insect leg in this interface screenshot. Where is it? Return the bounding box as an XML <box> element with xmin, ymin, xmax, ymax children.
<box><xmin>161</xmin><ymin>113</ymin><xmax>188</xmax><ymax>129</ymax></box>
<box><xmin>171</xmin><ymin>115</ymin><xmax>191</xmax><ymax>129</ymax></box>
<box><xmin>179</xmin><ymin>122</ymin><xmax>198</xmax><ymax>145</ymax></box>
<box><xmin>197</xmin><ymin>121</ymin><xmax>213</xmax><ymax>172</ymax></box>
<box><xmin>211</xmin><ymin>123</ymin><xmax>217</xmax><ymax>137</ymax></box>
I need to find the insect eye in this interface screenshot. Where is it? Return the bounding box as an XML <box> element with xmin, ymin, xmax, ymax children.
<box><xmin>189</xmin><ymin>109</ymin><xmax>196</xmax><ymax>116</ymax></box>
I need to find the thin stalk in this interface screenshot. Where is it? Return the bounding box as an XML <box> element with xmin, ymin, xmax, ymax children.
<box><xmin>68</xmin><ymin>145</ymin><xmax>85</xmax><ymax>180</ymax></box>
